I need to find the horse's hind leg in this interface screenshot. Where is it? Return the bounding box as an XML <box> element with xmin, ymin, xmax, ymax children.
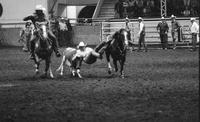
<box><xmin>106</xmin><ymin>51</ymin><xmax>112</xmax><ymax>74</ymax></box>
<box><xmin>113</xmin><ymin>60</ymin><xmax>118</xmax><ymax>72</ymax></box>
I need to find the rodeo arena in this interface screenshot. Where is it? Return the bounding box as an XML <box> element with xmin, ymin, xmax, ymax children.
<box><xmin>0</xmin><ymin>0</ymin><xmax>199</xmax><ymax>121</ymax></box>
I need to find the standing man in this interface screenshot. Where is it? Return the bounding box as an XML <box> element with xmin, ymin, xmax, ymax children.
<box><xmin>157</xmin><ymin>17</ymin><xmax>169</xmax><ymax>50</ymax></box>
<box><xmin>190</xmin><ymin>18</ymin><xmax>199</xmax><ymax>51</ymax></box>
<box><xmin>58</xmin><ymin>17</ymin><xmax>68</xmax><ymax>46</ymax></box>
<box><xmin>125</xmin><ymin>17</ymin><xmax>135</xmax><ymax>50</ymax></box>
<box><xmin>137</xmin><ymin>17</ymin><xmax>147</xmax><ymax>52</ymax></box>
<box><xmin>171</xmin><ymin>15</ymin><xmax>181</xmax><ymax>49</ymax></box>
<box><xmin>19</xmin><ymin>22</ymin><xmax>33</xmax><ymax>52</ymax></box>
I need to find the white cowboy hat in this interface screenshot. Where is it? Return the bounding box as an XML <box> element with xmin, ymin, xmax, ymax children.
<box><xmin>138</xmin><ymin>17</ymin><xmax>143</xmax><ymax>20</ymax></box>
<box><xmin>190</xmin><ymin>18</ymin><xmax>196</xmax><ymax>21</ymax></box>
<box><xmin>35</xmin><ymin>4</ymin><xmax>46</xmax><ymax>11</ymax></box>
<box><xmin>170</xmin><ymin>15</ymin><xmax>176</xmax><ymax>19</ymax></box>
<box><xmin>78</xmin><ymin>41</ymin><xmax>87</xmax><ymax>48</ymax></box>
<box><xmin>161</xmin><ymin>17</ymin><xmax>165</xmax><ymax>20</ymax></box>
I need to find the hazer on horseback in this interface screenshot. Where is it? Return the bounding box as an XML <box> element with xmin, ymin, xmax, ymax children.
<box><xmin>23</xmin><ymin>5</ymin><xmax>61</xmax><ymax>78</ymax></box>
<box><xmin>23</xmin><ymin>4</ymin><xmax>61</xmax><ymax>60</ymax></box>
<box><xmin>104</xmin><ymin>28</ymin><xmax>129</xmax><ymax>78</ymax></box>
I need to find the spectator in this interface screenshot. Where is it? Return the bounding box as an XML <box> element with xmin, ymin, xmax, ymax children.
<box><xmin>58</xmin><ymin>17</ymin><xmax>68</xmax><ymax>46</ymax></box>
<box><xmin>125</xmin><ymin>17</ymin><xmax>135</xmax><ymax>50</ymax></box>
<box><xmin>136</xmin><ymin>0</ymin><xmax>144</xmax><ymax>17</ymax></box>
<box><xmin>137</xmin><ymin>17</ymin><xmax>147</xmax><ymax>52</ymax></box>
<box><xmin>190</xmin><ymin>18</ymin><xmax>199</xmax><ymax>51</ymax></box>
<box><xmin>49</xmin><ymin>16</ymin><xmax>59</xmax><ymax>39</ymax></box>
<box><xmin>183</xmin><ymin>6</ymin><xmax>190</xmax><ymax>16</ymax></box>
<box><xmin>170</xmin><ymin>15</ymin><xmax>181</xmax><ymax>49</ymax></box>
<box><xmin>157</xmin><ymin>17</ymin><xmax>169</xmax><ymax>50</ymax></box>
<box><xmin>114</xmin><ymin>0</ymin><xmax>124</xmax><ymax>18</ymax></box>
<box><xmin>19</xmin><ymin>22</ymin><xmax>33</xmax><ymax>52</ymax></box>
<box><xmin>123</xmin><ymin>0</ymin><xmax>129</xmax><ymax>18</ymax></box>
<box><xmin>65</xmin><ymin>19</ymin><xmax>73</xmax><ymax>46</ymax></box>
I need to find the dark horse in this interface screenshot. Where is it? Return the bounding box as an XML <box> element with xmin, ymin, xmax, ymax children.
<box><xmin>33</xmin><ymin>22</ymin><xmax>54</xmax><ymax>78</ymax></box>
<box><xmin>105</xmin><ymin>28</ymin><xmax>129</xmax><ymax>78</ymax></box>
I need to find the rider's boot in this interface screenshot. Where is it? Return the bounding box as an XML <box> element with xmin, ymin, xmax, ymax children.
<box><xmin>52</xmin><ymin>39</ymin><xmax>61</xmax><ymax>57</ymax></box>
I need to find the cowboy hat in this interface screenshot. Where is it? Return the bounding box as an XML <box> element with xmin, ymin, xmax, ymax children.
<box><xmin>35</xmin><ymin>4</ymin><xmax>46</xmax><ymax>11</ymax></box>
<box><xmin>125</xmin><ymin>17</ymin><xmax>129</xmax><ymax>21</ymax></box>
<box><xmin>170</xmin><ymin>15</ymin><xmax>176</xmax><ymax>19</ymax></box>
<box><xmin>78</xmin><ymin>41</ymin><xmax>87</xmax><ymax>48</ymax></box>
<box><xmin>138</xmin><ymin>17</ymin><xmax>143</xmax><ymax>20</ymax></box>
<box><xmin>190</xmin><ymin>18</ymin><xmax>196</xmax><ymax>21</ymax></box>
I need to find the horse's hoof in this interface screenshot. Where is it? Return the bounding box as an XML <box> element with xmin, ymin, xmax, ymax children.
<box><xmin>108</xmin><ymin>70</ymin><xmax>111</xmax><ymax>74</ymax></box>
<box><xmin>71</xmin><ymin>72</ymin><xmax>76</xmax><ymax>77</ymax></box>
<box><xmin>40</xmin><ymin>74</ymin><xmax>47</xmax><ymax>79</ymax></box>
<box><xmin>50</xmin><ymin>75</ymin><xmax>54</xmax><ymax>79</ymax></box>
<box><xmin>77</xmin><ymin>73</ymin><xmax>83</xmax><ymax>79</ymax></box>
<box><xmin>35</xmin><ymin>71</ymin><xmax>39</xmax><ymax>75</ymax></box>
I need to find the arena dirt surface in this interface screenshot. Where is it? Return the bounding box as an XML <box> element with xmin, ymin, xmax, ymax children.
<box><xmin>0</xmin><ymin>47</ymin><xmax>199</xmax><ymax>122</ymax></box>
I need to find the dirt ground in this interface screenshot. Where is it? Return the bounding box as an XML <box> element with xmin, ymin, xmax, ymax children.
<box><xmin>0</xmin><ymin>47</ymin><xmax>199</xmax><ymax>122</ymax></box>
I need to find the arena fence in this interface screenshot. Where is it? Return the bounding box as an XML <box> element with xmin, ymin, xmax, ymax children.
<box><xmin>0</xmin><ymin>17</ymin><xmax>199</xmax><ymax>48</ymax></box>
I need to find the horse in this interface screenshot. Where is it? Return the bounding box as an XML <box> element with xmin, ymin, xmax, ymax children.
<box><xmin>33</xmin><ymin>22</ymin><xmax>54</xmax><ymax>78</ymax></box>
<box><xmin>105</xmin><ymin>28</ymin><xmax>129</xmax><ymax>78</ymax></box>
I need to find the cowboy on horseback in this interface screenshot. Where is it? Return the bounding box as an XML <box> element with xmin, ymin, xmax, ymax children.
<box><xmin>23</xmin><ymin>4</ymin><xmax>61</xmax><ymax>60</ymax></box>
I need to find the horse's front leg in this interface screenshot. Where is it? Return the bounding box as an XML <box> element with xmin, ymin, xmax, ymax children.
<box><xmin>113</xmin><ymin>59</ymin><xmax>118</xmax><ymax>72</ymax></box>
<box><xmin>35</xmin><ymin>62</ymin><xmax>40</xmax><ymax>74</ymax></box>
<box><xmin>34</xmin><ymin>57</ymin><xmax>40</xmax><ymax>75</ymax></box>
<box><xmin>106</xmin><ymin>51</ymin><xmax>112</xmax><ymax>74</ymax></box>
<box><xmin>44</xmin><ymin>59</ymin><xmax>51</xmax><ymax>78</ymax></box>
<box><xmin>119</xmin><ymin>58</ymin><xmax>125</xmax><ymax>78</ymax></box>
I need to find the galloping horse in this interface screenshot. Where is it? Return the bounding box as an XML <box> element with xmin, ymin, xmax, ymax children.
<box><xmin>33</xmin><ymin>22</ymin><xmax>54</xmax><ymax>78</ymax></box>
<box><xmin>105</xmin><ymin>28</ymin><xmax>129</xmax><ymax>78</ymax></box>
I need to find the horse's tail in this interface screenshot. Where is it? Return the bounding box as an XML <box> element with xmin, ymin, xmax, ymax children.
<box><xmin>56</xmin><ymin>55</ymin><xmax>66</xmax><ymax>72</ymax></box>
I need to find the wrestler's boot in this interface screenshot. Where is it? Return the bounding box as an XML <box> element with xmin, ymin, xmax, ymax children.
<box><xmin>98</xmin><ymin>43</ymin><xmax>109</xmax><ymax>59</ymax></box>
<box><xmin>94</xmin><ymin>41</ymin><xmax>106</xmax><ymax>52</ymax></box>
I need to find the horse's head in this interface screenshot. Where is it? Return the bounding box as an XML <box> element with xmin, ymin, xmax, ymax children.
<box><xmin>111</xmin><ymin>28</ymin><xmax>129</xmax><ymax>54</ymax></box>
<box><xmin>35</xmin><ymin>22</ymin><xmax>51</xmax><ymax>50</ymax></box>
<box><xmin>36</xmin><ymin>22</ymin><xmax>48</xmax><ymax>39</ymax></box>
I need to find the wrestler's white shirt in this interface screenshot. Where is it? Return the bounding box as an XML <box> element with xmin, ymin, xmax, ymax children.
<box><xmin>73</xmin><ymin>47</ymin><xmax>93</xmax><ymax>60</ymax></box>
